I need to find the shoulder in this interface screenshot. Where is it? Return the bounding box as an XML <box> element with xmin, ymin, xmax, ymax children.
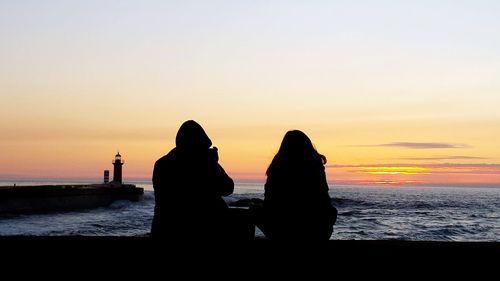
<box><xmin>154</xmin><ymin>148</ymin><xmax>178</xmax><ymax>167</ymax></box>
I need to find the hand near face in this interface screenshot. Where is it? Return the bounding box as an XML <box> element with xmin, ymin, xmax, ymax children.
<box><xmin>209</xmin><ymin>146</ymin><xmax>219</xmax><ymax>162</ymax></box>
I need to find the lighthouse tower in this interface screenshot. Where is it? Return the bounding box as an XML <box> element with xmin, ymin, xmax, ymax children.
<box><xmin>112</xmin><ymin>152</ymin><xmax>124</xmax><ymax>184</ymax></box>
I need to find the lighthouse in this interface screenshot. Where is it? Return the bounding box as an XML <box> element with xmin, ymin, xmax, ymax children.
<box><xmin>112</xmin><ymin>152</ymin><xmax>124</xmax><ymax>184</ymax></box>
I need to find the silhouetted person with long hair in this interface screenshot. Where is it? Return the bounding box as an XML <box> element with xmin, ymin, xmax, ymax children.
<box><xmin>254</xmin><ymin>130</ymin><xmax>337</xmax><ymax>240</ymax></box>
<box><xmin>151</xmin><ymin>120</ymin><xmax>253</xmax><ymax>241</ymax></box>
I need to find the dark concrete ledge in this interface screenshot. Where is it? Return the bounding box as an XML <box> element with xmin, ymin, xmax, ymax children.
<box><xmin>0</xmin><ymin>236</ymin><xmax>497</xmax><ymax>275</ymax></box>
<box><xmin>1</xmin><ymin>235</ymin><xmax>497</xmax><ymax>247</ymax></box>
<box><xmin>0</xmin><ymin>236</ymin><xmax>497</xmax><ymax>260</ymax></box>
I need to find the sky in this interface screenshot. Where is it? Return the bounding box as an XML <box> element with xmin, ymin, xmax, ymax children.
<box><xmin>1</xmin><ymin>0</ymin><xmax>500</xmax><ymax>186</ymax></box>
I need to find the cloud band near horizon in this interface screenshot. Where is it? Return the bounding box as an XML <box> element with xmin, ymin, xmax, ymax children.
<box><xmin>397</xmin><ymin>156</ymin><xmax>486</xmax><ymax>161</ymax></box>
<box><xmin>354</xmin><ymin>142</ymin><xmax>472</xmax><ymax>149</ymax></box>
<box><xmin>325</xmin><ymin>163</ymin><xmax>500</xmax><ymax>186</ymax></box>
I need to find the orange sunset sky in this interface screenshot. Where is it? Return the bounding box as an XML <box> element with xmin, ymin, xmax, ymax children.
<box><xmin>1</xmin><ymin>1</ymin><xmax>500</xmax><ymax>186</ymax></box>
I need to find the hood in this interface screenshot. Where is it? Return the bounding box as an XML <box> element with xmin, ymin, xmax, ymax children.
<box><xmin>175</xmin><ymin>120</ymin><xmax>212</xmax><ymax>149</ymax></box>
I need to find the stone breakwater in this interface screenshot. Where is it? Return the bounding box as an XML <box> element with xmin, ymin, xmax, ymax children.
<box><xmin>0</xmin><ymin>184</ymin><xmax>144</xmax><ymax>214</ymax></box>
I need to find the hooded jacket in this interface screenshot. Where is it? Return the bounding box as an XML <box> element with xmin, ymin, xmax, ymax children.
<box><xmin>151</xmin><ymin>120</ymin><xmax>234</xmax><ymax>239</ymax></box>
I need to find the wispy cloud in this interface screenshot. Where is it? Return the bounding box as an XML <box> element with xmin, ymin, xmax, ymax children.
<box><xmin>397</xmin><ymin>156</ymin><xmax>486</xmax><ymax>161</ymax></box>
<box><xmin>353</xmin><ymin>142</ymin><xmax>471</xmax><ymax>149</ymax></box>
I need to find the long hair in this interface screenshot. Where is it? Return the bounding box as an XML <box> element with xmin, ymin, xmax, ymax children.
<box><xmin>266</xmin><ymin>130</ymin><xmax>326</xmax><ymax>176</ymax></box>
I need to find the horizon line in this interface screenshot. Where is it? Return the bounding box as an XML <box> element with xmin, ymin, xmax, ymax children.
<box><xmin>1</xmin><ymin>175</ymin><xmax>499</xmax><ymax>188</ymax></box>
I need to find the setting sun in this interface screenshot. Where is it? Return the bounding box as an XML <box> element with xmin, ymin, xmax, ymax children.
<box><xmin>357</xmin><ymin>166</ymin><xmax>431</xmax><ymax>175</ymax></box>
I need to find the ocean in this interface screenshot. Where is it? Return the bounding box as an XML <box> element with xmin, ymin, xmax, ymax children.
<box><xmin>0</xmin><ymin>179</ymin><xmax>499</xmax><ymax>241</ymax></box>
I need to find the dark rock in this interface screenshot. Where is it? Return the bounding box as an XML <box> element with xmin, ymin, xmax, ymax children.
<box><xmin>229</xmin><ymin>198</ymin><xmax>264</xmax><ymax>207</ymax></box>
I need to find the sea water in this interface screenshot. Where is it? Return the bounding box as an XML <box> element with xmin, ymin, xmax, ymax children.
<box><xmin>0</xmin><ymin>179</ymin><xmax>498</xmax><ymax>241</ymax></box>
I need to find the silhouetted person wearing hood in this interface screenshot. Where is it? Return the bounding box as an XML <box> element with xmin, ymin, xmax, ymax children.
<box><xmin>253</xmin><ymin>130</ymin><xmax>337</xmax><ymax>240</ymax></box>
<box><xmin>151</xmin><ymin>120</ymin><xmax>253</xmax><ymax>241</ymax></box>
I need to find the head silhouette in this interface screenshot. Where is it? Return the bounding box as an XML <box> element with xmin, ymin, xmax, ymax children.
<box><xmin>175</xmin><ymin>120</ymin><xmax>212</xmax><ymax>150</ymax></box>
<box><xmin>267</xmin><ymin>130</ymin><xmax>326</xmax><ymax>176</ymax></box>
